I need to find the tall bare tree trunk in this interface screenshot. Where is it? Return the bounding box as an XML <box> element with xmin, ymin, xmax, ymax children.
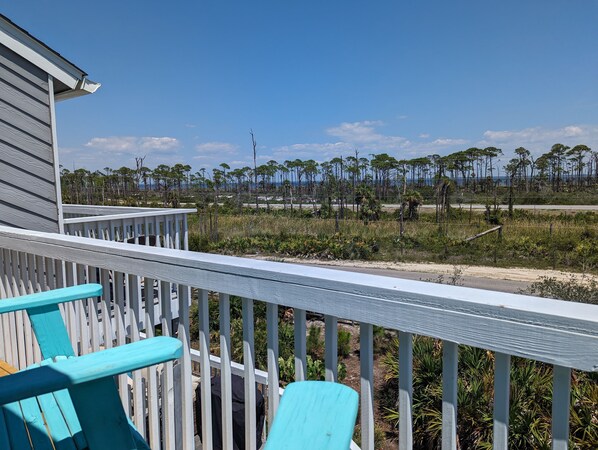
<box><xmin>251</xmin><ymin>129</ymin><xmax>258</xmax><ymax>211</ymax></box>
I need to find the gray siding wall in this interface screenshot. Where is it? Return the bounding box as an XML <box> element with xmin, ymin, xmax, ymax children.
<box><xmin>0</xmin><ymin>43</ymin><xmax>60</xmax><ymax>232</ymax></box>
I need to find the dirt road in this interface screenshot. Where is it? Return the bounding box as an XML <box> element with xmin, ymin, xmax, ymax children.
<box><xmin>257</xmin><ymin>257</ymin><xmax>596</xmax><ymax>294</ymax></box>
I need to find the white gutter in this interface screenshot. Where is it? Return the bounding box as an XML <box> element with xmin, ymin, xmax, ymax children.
<box><xmin>54</xmin><ymin>77</ymin><xmax>101</xmax><ymax>101</ymax></box>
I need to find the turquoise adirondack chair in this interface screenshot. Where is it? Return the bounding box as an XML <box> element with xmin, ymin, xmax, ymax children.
<box><xmin>264</xmin><ymin>381</ymin><xmax>359</xmax><ymax>450</ymax></box>
<box><xmin>0</xmin><ymin>284</ymin><xmax>182</xmax><ymax>449</ymax></box>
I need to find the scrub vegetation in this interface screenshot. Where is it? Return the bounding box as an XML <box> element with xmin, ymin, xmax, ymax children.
<box><xmin>188</xmin><ymin>207</ymin><xmax>598</xmax><ymax>274</ymax></box>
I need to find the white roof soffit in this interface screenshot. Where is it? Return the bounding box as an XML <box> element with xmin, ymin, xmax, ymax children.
<box><xmin>0</xmin><ymin>16</ymin><xmax>100</xmax><ymax>100</ymax></box>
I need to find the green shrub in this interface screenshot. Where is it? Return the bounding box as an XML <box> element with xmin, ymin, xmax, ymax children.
<box><xmin>207</xmin><ymin>233</ymin><xmax>379</xmax><ymax>260</ymax></box>
<box><xmin>522</xmin><ymin>275</ymin><xmax>598</xmax><ymax>305</ymax></box>
<box><xmin>380</xmin><ymin>336</ymin><xmax>598</xmax><ymax>449</ymax></box>
<box><xmin>278</xmin><ymin>355</ymin><xmax>295</xmax><ymax>383</ymax></box>
<box><xmin>353</xmin><ymin>424</ymin><xmax>387</xmax><ymax>450</ymax></box>
<box><xmin>306</xmin><ymin>325</ymin><xmax>324</xmax><ymax>359</ymax></box>
<box><xmin>338</xmin><ymin>329</ymin><xmax>352</xmax><ymax>357</ymax></box>
<box><xmin>278</xmin><ymin>355</ymin><xmax>347</xmax><ymax>384</ymax></box>
<box><xmin>188</xmin><ymin>233</ymin><xmax>210</xmax><ymax>252</ymax></box>
<box><xmin>373</xmin><ymin>325</ymin><xmax>394</xmax><ymax>354</ymax></box>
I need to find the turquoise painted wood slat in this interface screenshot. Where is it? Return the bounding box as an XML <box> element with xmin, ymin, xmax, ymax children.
<box><xmin>35</xmin><ymin>358</ymin><xmax>81</xmax><ymax>450</ymax></box>
<box><xmin>35</xmin><ymin>393</ymin><xmax>78</xmax><ymax>450</ymax></box>
<box><xmin>126</xmin><ymin>417</ymin><xmax>151</xmax><ymax>450</ymax></box>
<box><xmin>51</xmin><ymin>390</ymin><xmax>86</xmax><ymax>450</ymax></box>
<box><xmin>10</xmin><ymin>361</ymin><xmax>81</xmax><ymax>450</ymax></box>
<box><xmin>16</xmin><ymin>396</ymin><xmax>54</xmax><ymax>450</ymax></box>
<box><xmin>0</xmin><ymin>284</ymin><xmax>101</xmax><ymax>361</ymax></box>
<box><xmin>69</xmin><ymin>377</ymin><xmax>139</xmax><ymax>450</ymax></box>
<box><xmin>264</xmin><ymin>381</ymin><xmax>358</xmax><ymax>450</ymax></box>
<box><xmin>0</xmin><ymin>404</ymin><xmax>12</xmax><ymax>449</ymax></box>
<box><xmin>2</xmin><ymin>401</ymin><xmax>32</xmax><ymax>449</ymax></box>
<box><xmin>0</xmin><ymin>284</ymin><xmax>102</xmax><ymax>314</ymax></box>
<box><xmin>28</xmin><ymin>304</ymin><xmax>75</xmax><ymax>359</ymax></box>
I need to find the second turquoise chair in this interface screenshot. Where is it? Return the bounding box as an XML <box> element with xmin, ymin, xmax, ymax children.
<box><xmin>264</xmin><ymin>381</ymin><xmax>359</xmax><ymax>450</ymax></box>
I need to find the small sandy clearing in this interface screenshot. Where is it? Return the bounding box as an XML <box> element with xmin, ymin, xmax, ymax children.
<box><xmin>255</xmin><ymin>256</ymin><xmax>597</xmax><ymax>284</ymax></box>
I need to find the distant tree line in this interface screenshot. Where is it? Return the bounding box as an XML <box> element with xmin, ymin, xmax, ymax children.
<box><xmin>60</xmin><ymin>143</ymin><xmax>597</xmax><ymax>209</ymax></box>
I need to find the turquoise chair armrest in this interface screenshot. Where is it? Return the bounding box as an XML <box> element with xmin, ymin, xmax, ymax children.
<box><xmin>0</xmin><ymin>336</ymin><xmax>181</xmax><ymax>405</ymax></box>
<box><xmin>0</xmin><ymin>284</ymin><xmax>102</xmax><ymax>315</ymax></box>
<box><xmin>264</xmin><ymin>381</ymin><xmax>359</xmax><ymax>450</ymax></box>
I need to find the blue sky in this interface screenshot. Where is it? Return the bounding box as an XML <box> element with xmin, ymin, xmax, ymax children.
<box><xmin>2</xmin><ymin>1</ymin><xmax>598</xmax><ymax>172</ymax></box>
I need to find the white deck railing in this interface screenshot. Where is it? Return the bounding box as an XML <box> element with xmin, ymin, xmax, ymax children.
<box><xmin>62</xmin><ymin>204</ymin><xmax>196</xmax><ymax>250</ymax></box>
<box><xmin>62</xmin><ymin>204</ymin><xmax>170</xmax><ymax>218</ymax></box>
<box><xmin>0</xmin><ymin>225</ymin><xmax>597</xmax><ymax>450</ymax></box>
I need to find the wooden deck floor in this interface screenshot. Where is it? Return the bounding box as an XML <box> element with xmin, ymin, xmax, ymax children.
<box><xmin>0</xmin><ymin>360</ymin><xmax>16</xmax><ymax>377</ymax></box>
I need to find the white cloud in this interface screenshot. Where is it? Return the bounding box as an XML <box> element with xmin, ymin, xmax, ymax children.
<box><xmin>139</xmin><ymin>137</ymin><xmax>179</xmax><ymax>150</ymax></box>
<box><xmin>272</xmin><ymin>121</ymin><xmax>468</xmax><ymax>163</ymax></box>
<box><xmin>272</xmin><ymin>142</ymin><xmax>353</xmax><ymax>162</ymax></box>
<box><xmin>480</xmin><ymin>124</ymin><xmax>598</xmax><ymax>156</ymax></box>
<box><xmin>326</xmin><ymin>120</ymin><xmax>408</xmax><ymax>149</ymax></box>
<box><xmin>482</xmin><ymin>125</ymin><xmax>585</xmax><ymax>143</ymax></box>
<box><xmin>193</xmin><ymin>142</ymin><xmax>240</xmax><ymax>167</ymax></box>
<box><xmin>85</xmin><ymin>136</ymin><xmax>180</xmax><ymax>153</ymax></box>
<box><xmin>563</xmin><ymin>126</ymin><xmax>584</xmax><ymax>137</ymax></box>
<box><xmin>429</xmin><ymin>138</ymin><xmax>469</xmax><ymax>146</ymax></box>
<box><xmin>194</xmin><ymin>142</ymin><xmax>238</xmax><ymax>155</ymax></box>
<box><xmin>58</xmin><ymin>136</ymin><xmax>182</xmax><ymax>170</ymax></box>
<box><xmin>62</xmin><ymin>121</ymin><xmax>598</xmax><ymax>174</ymax></box>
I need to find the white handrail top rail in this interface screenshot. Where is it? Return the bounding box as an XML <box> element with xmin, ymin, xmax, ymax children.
<box><xmin>63</xmin><ymin>209</ymin><xmax>197</xmax><ymax>224</ymax></box>
<box><xmin>63</xmin><ymin>204</ymin><xmax>168</xmax><ymax>213</ymax></box>
<box><xmin>1</xmin><ymin>225</ymin><xmax>597</xmax><ymax>371</ymax></box>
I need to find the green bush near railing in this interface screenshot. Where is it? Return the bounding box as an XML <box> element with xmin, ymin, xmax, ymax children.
<box><xmin>337</xmin><ymin>329</ymin><xmax>352</xmax><ymax>358</ymax></box>
<box><xmin>380</xmin><ymin>336</ymin><xmax>598</xmax><ymax>449</ymax></box>
<box><xmin>521</xmin><ymin>275</ymin><xmax>598</xmax><ymax>305</ymax></box>
<box><xmin>277</xmin><ymin>355</ymin><xmax>346</xmax><ymax>384</ymax></box>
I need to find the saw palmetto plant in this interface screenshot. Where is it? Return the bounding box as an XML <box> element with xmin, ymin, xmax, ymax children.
<box><xmin>381</xmin><ymin>336</ymin><xmax>598</xmax><ymax>449</ymax></box>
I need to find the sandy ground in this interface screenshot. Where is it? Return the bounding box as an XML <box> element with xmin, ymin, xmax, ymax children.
<box><xmin>258</xmin><ymin>256</ymin><xmax>597</xmax><ymax>284</ymax></box>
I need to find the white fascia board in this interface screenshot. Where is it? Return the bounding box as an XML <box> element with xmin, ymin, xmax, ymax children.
<box><xmin>0</xmin><ymin>19</ymin><xmax>88</xmax><ymax>92</ymax></box>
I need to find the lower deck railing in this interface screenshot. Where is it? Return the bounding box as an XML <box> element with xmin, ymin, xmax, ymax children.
<box><xmin>0</xmin><ymin>225</ymin><xmax>596</xmax><ymax>450</ymax></box>
<box><xmin>63</xmin><ymin>205</ymin><xmax>196</xmax><ymax>250</ymax></box>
